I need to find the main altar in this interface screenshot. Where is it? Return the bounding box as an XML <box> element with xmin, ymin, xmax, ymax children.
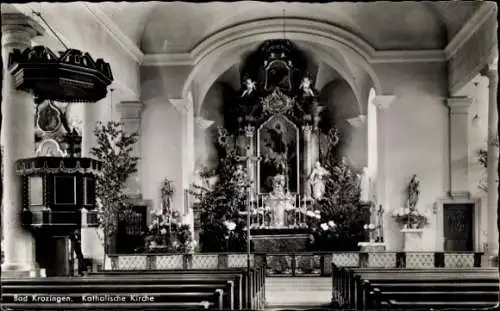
<box><xmin>219</xmin><ymin>40</ymin><xmax>341</xmax><ymax>252</ymax></box>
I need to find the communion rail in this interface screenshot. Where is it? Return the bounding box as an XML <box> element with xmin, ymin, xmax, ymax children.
<box><xmin>101</xmin><ymin>252</ymin><xmax>485</xmax><ymax>276</ymax></box>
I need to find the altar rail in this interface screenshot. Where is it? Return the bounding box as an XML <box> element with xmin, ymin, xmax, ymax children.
<box><xmin>102</xmin><ymin>252</ymin><xmax>486</xmax><ymax>276</ymax></box>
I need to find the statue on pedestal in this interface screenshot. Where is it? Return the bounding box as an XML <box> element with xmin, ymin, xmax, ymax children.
<box><xmin>308</xmin><ymin>161</ymin><xmax>330</xmax><ymax>200</ymax></box>
<box><xmin>407</xmin><ymin>174</ymin><xmax>420</xmax><ymax>210</ymax></box>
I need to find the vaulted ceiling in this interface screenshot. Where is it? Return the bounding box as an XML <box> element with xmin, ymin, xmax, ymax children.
<box><xmin>88</xmin><ymin>1</ymin><xmax>482</xmax><ymax>54</ymax></box>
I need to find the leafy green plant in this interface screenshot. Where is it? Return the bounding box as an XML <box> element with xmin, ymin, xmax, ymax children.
<box><xmin>190</xmin><ymin>127</ymin><xmax>250</xmax><ymax>252</ymax></box>
<box><xmin>310</xmin><ymin>143</ymin><xmax>368</xmax><ymax>250</ymax></box>
<box><xmin>90</xmin><ymin>121</ymin><xmax>139</xmax><ymax>243</ymax></box>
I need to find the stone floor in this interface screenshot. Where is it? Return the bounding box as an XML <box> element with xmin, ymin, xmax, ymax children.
<box><xmin>265</xmin><ymin>276</ymin><xmax>332</xmax><ymax>310</ymax></box>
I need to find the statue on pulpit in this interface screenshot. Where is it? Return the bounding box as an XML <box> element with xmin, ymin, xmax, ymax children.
<box><xmin>309</xmin><ymin>161</ymin><xmax>330</xmax><ymax>200</ymax></box>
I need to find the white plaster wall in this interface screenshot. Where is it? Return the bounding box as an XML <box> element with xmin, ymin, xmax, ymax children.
<box><xmin>374</xmin><ymin>62</ymin><xmax>448</xmax><ymax>251</ymax></box>
<box><xmin>141</xmin><ymin>66</ymin><xmax>193</xmax><ymax>102</ymax></box>
<box><xmin>141</xmin><ymin>98</ymin><xmax>183</xmax><ymax>215</ymax></box>
<box><xmin>32</xmin><ymin>3</ymin><xmax>140</xmax><ymax>98</ymax></box>
<box><xmin>320</xmin><ymin>80</ymin><xmax>366</xmax><ymax>167</ymax></box>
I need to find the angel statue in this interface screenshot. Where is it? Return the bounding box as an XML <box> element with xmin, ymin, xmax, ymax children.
<box><xmin>328</xmin><ymin>128</ymin><xmax>340</xmax><ymax>147</ymax></box>
<box><xmin>299</xmin><ymin>76</ymin><xmax>315</xmax><ymax>97</ymax></box>
<box><xmin>407</xmin><ymin>174</ymin><xmax>420</xmax><ymax>210</ymax></box>
<box><xmin>309</xmin><ymin>161</ymin><xmax>330</xmax><ymax>200</ymax></box>
<box><xmin>241</xmin><ymin>78</ymin><xmax>256</xmax><ymax>97</ymax></box>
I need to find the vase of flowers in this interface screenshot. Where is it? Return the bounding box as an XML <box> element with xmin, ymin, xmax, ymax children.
<box><xmin>392</xmin><ymin>207</ymin><xmax>429</xmax><ymax>229</ymax></box>
<box><xmin>144</xmin><ymin>210</ymin><xmax>193</xmax><ymax>253</ymax></box>
<box><xmin>363</xmin><ymin>223</ymin><xmax>377</xmax><ymax>242</ymax></box>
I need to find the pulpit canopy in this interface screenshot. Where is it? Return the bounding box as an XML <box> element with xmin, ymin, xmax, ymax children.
<box><xmin>8</xmin><ymin>46</ymin><xmax>114</xmax><ymax>103</ymax></box>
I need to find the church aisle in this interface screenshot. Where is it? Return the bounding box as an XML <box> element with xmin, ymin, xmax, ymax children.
<box><xmin>265</xmin><ymin>277</ymin><xmax>333</xmax><ymax>310</ymax></box>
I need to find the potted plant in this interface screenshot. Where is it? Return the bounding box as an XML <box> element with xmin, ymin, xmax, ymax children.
<box><xmin>90</xmin><ymin>121</ymin><xmax>139</xmax><ymax>252</ymax></box>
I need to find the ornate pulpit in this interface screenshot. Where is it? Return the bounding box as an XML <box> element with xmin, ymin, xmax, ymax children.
<box><xmin>7</xmin><ymin>45</ymin><xmax>112</xmax><ymax>276</ymax></box>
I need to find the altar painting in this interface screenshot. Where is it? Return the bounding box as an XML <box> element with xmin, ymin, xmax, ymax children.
<box><xmin>257</xmin><ymin>115</ymin><xmax>299</xmax><ymax>194</ymax></box>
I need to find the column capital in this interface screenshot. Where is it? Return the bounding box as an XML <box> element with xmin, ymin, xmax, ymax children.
<box><xmin>447</xmin><ymin>96</ymin><xmax>472</xmax><ymax>114</ymax></box>
<box><xmin>169</xmin><ymin>98</ymin><xmax>193</xmax><ymax>113</ymax></box>
<box><xmin>347</xmin><ymin>114</ymin><xmax>367</xmax><ymax>128</ymax></box>
<box><xmin>194</xmin><ymin>117</ymin><xmax>214</xmax><ymax>131</ymax></box>
<box><xmin>373</xmin><ymin>95</ymin><xmax>396</xmax><ymax>110</ymax></box>
<box><xmin>480</xmin><ymin>64</ymin><xmax>498</xmax><ymax>87</ymax></box>
<box><xmin>118</xmin><ymin>101</ymin><xmax>143</xmax><ymax>119</ymax></box>
<box><xmin>1</xmin><ymin>13</ymin><xmax>44</xmax><ymax>46</ymax></box>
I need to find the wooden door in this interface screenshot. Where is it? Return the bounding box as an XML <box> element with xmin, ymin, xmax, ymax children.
<box><xmin>443</xmin><ymin>204</ymin><xmax>474</xmax><ymax>251</ymax></box>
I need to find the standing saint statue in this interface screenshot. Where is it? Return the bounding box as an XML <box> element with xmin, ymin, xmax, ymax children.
<box><xmin>233</xmin><ymin>164</ymin><xmax>248</xmax><ymax>198</ymax></box>
<box><xmin>308</xmin><ymin>161</ymin><xmax>330</xmax><ymax>200</ymax></box>
<box><xmin>407</xmin><ymin>174</ymin><xmax>420</xmax><ymax>210</ymax></box>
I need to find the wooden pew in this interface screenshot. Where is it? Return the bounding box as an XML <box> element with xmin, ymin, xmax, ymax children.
<box><xmin>1</xmin><ymin>266</ymin><xmax>266</xmax><ymax>310</ymax></box>
<box><xmin>90</xmin><ymin>266</ymin><xmax>266</xmax><ymax>310</ymax></box>
<box><xmin>332</xmin><ymin>264</ymin><xmax>499</xmax><ymax>310</ymax></box>
<box><xmin>1</xmin><ymin>277</ymin><xmax>226</xmax><ymax>310</ymax></box>
<box><xmin>366</xmin><ymin>278</ymin><xmax>499</xmax><ymax>310</ymax></box>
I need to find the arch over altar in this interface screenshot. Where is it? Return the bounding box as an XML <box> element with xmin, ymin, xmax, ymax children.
<box><xmin>193</xmin><ymin>39</ymin><xmax>371</xmax><ymax>252</ymax></box>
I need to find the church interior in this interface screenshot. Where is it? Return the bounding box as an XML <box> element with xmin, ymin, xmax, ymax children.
<box><xmin>1</xmin><ymin>1</ymin><xmax>499</xmax><ymax>310</ymax></box>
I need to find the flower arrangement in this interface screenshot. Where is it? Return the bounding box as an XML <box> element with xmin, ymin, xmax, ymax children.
<box><xmin>144</xmin><ymin>210</ymin><xmax>194</xmax><ymax>253</ymax></box>
<box><xmin>392</xmin><ymin>207</ymin><xmax>429</xmax><ymax>229</ymax></box>
<box><xmin>363</xmin><ymin>223</ymin><xmax>376</xmax><ymax>231</ymax></box>
<box><xmin>363</xmin><ymin>223</ymin><xmax>378</xmax><ymax>242</ymax></box>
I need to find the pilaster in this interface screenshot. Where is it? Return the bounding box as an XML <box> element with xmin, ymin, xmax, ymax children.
<box><xmin>169</xmin><ymin>97</ymin><xmax>195</xmax><ymax>236</ymax></box>
<box><xmin>372</xmin><ymin>95</ymin><xmax>396</xmax><ymax>247</ymax></box>
<box><xmin>118</xmin><ymin>101</ymin><xmax>143</xmax><ymax>198</ymax></box>
<box><xmin>447</xmin><ymin>96</ymin><xmax>473</xmax><ymax>197</ymax></box>
<box><xmin>481</xmin><ymin>64</ymin><xmax>499</xmax><ymax>260</ymax></box>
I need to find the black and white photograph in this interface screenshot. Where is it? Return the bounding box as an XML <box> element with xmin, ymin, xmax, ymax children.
<box><xmin>0</xmin><ymin>1</ymin><xmax>499</xmax><ymax>310</ymax></box>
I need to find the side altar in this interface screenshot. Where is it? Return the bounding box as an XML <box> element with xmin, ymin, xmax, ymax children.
<box><xmin>219</xmin><ymin>40</ymin><xmax>342</xmax><ymax>252</ymax></box>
